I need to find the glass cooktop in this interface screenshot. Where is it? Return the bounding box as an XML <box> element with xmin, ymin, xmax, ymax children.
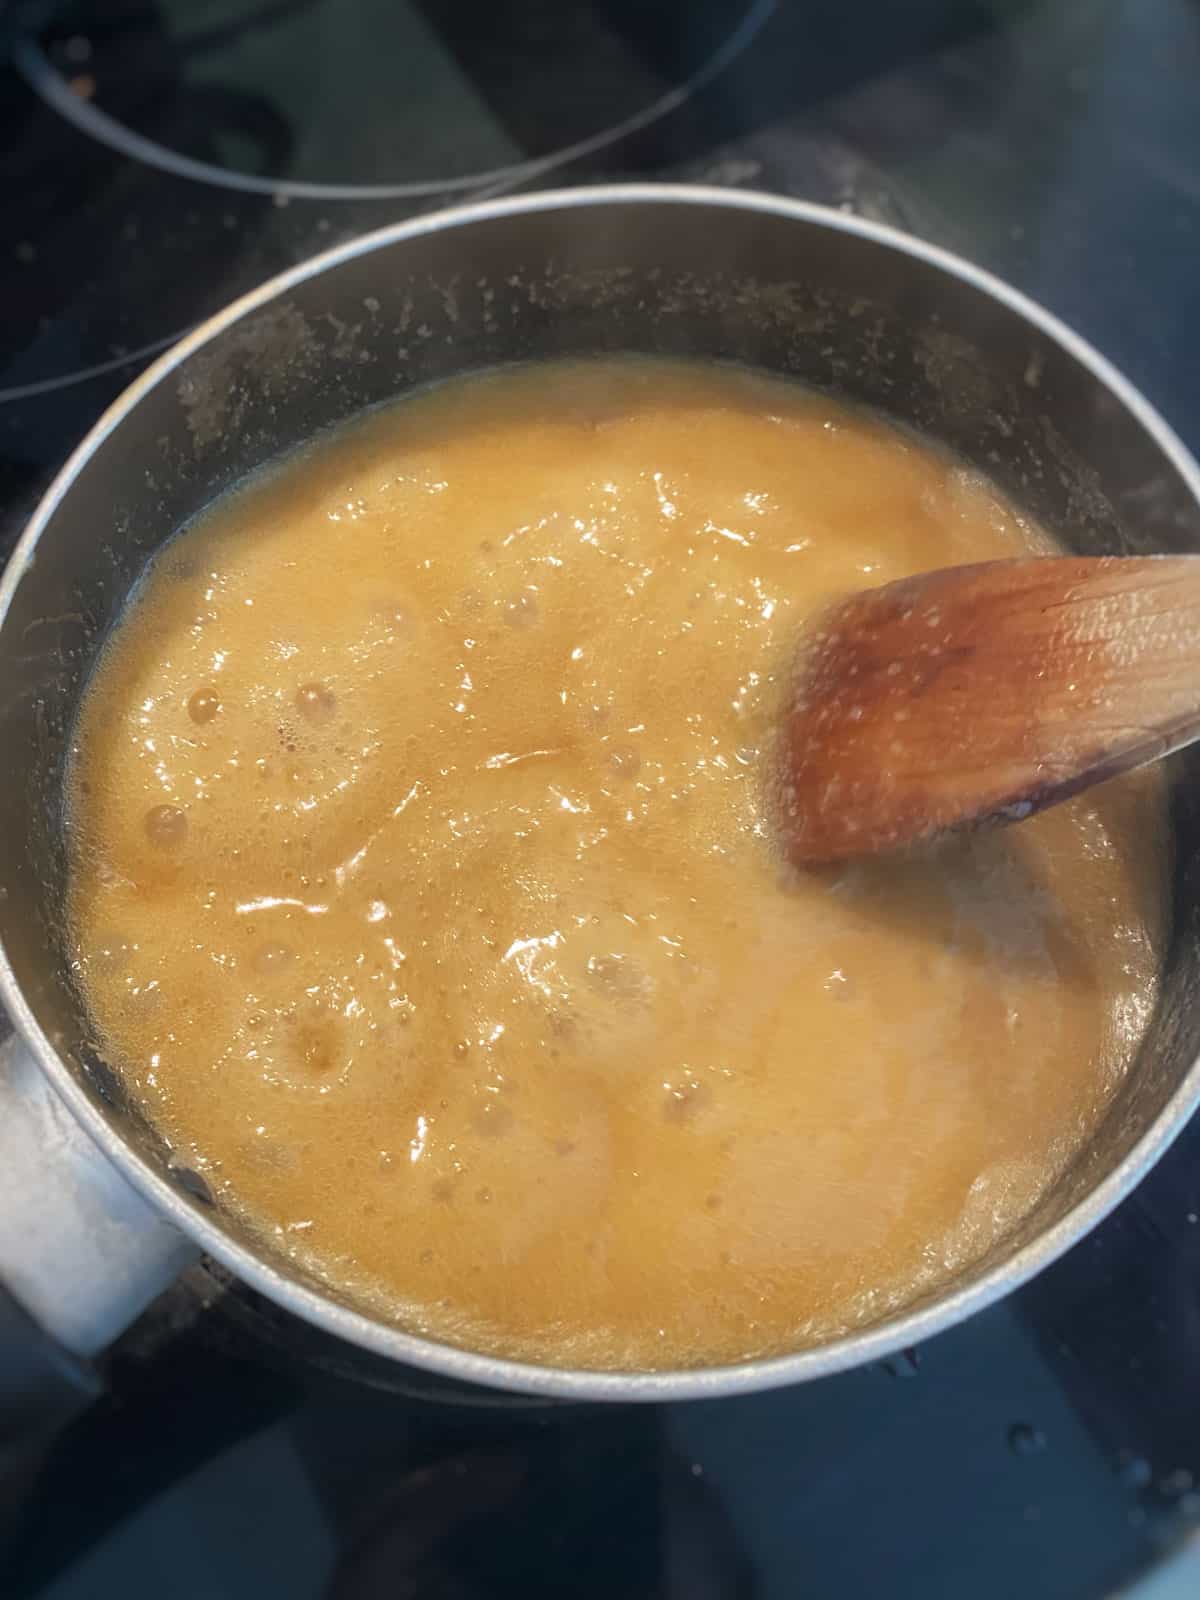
<box><xmin>3</xmin><ymin>1</ymin><xmax>1200</xmax><ymax>1595</ymax></box>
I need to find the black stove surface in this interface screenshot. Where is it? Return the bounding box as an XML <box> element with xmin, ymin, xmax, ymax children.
<box><xmin>4</xmin><ymin>2</ymin><xmax>1200</xmax><ymax>1595</ymax></box>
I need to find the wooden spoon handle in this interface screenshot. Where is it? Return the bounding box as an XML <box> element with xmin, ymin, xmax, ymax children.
<box><xmin>781</xmin><ymin>555</ymin><xmax>1200</xmax><ymax>863</ymax></box>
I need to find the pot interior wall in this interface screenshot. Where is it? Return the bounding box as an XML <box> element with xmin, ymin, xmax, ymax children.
<box><xmin>2</xmin><ymin>196</ymin><xmax>1199</xmax><ymax>1342</ymax></box>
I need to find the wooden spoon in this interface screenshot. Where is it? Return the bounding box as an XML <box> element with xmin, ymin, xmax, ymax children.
<box><xmin>778</xmin><ymin>556</ymin><xmax>1200</xmax><ymax>864</ymax></box>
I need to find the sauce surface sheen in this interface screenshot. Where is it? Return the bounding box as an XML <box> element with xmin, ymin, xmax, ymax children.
<box><xmin>68</xmin><ymin>358</ymin><xmax>1166</xmax><ymax>1369</ymax></box>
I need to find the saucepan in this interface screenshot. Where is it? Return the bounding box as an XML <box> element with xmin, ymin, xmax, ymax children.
<box><xmin>2</xmin><ymin>186</ymin><xmax>1200</xmax><ymax>1437</ymax></box>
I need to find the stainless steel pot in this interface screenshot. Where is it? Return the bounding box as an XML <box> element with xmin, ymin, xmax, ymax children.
<box><xmin>2</xmin><ymin>185</ymin><xmax>1200</xmax><ymax>1412</ymax></box>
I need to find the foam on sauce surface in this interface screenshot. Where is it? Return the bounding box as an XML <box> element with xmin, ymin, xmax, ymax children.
<box><xmin>67</xmin><ymin>359</ymin><xmax>1167</xmax><ymax>1369</ymax></box>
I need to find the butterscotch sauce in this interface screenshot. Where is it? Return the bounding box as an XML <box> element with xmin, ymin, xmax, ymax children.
<box><xmin>67</xmin><ymin>359</ymin><xmax>1166</xmax><ymax>1369</ymax></box>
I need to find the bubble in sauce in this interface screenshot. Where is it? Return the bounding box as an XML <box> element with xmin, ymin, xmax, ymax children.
<box><xmin>608</xmin><ymin>744</ymin><xmax>641</xmax><ymax>779</ymax></box>
<box><xmin>293</xmin><ymin>1017</ymin><xmax>338</xmax><ymax>1075</ymax></box>
<box><xmin>504</xmin><ymin>593</ymin><xmax>538</xmax><ymax>628</ymax></box>
<box><xmin>187</xmin><ymin>686</ymin><xmax>221</xmax><ymax>725</ymax></box>
<box><xmin>91</xmin><ymin>934</ymin><xmax>133</xmax><ymax>972</ymax></box>
<box><xmin>378</xmin><ymin>604</ymin><xmax>410</xmax><ymax>635</ymax></box>
<box><xmin>586</xmin><ymin>952</ymin><xmax>651</xmax><ymax>1004</ymax></box>
<box><xmin>296</xmin><ymin>682</ymin><xmax>336</xmax><ymax>723</ymax></box>
<box><xmin>144</xmin><ymin>804</ymin><xmax>187</xmax><ymax>851</ymax></box>
<box><xmin>663</xmin><ymin>1077</ymin><xmax>711</xmax><ymax>1124</ymax></box>
<box><xmin>254</xmin><ymin>942</ymin><xmax>295</xmax><ymax>975</ymax></box>
<box><xmin>473</xmin><ymin>1100</ymin><xmax>513</xmax><ymax>1137</ymax></box>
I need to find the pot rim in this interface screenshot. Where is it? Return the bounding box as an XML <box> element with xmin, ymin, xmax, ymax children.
<box><xmin>4</xmin><ymin>182</ymin><xmax>1200</xmax><ymax>1402</ymax></box>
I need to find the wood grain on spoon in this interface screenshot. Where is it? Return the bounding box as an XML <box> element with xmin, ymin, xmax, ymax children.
<box><xmin>779</xmin><ymin>556</ymin><xmax>1200</xmax><ymax>864</ymax></box>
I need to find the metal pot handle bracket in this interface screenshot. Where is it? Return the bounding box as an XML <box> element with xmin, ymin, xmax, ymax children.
<box><xmin>0</xmin><ymin>1031</ymin><xmax>197</xmax><ymax>1505</ymax></box>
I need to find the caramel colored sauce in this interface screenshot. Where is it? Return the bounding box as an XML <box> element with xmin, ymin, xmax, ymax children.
<box><xmin>67</xmin><ymin>359</ymin><xmax>1166</xmax><ymax>1369</ymax></box>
